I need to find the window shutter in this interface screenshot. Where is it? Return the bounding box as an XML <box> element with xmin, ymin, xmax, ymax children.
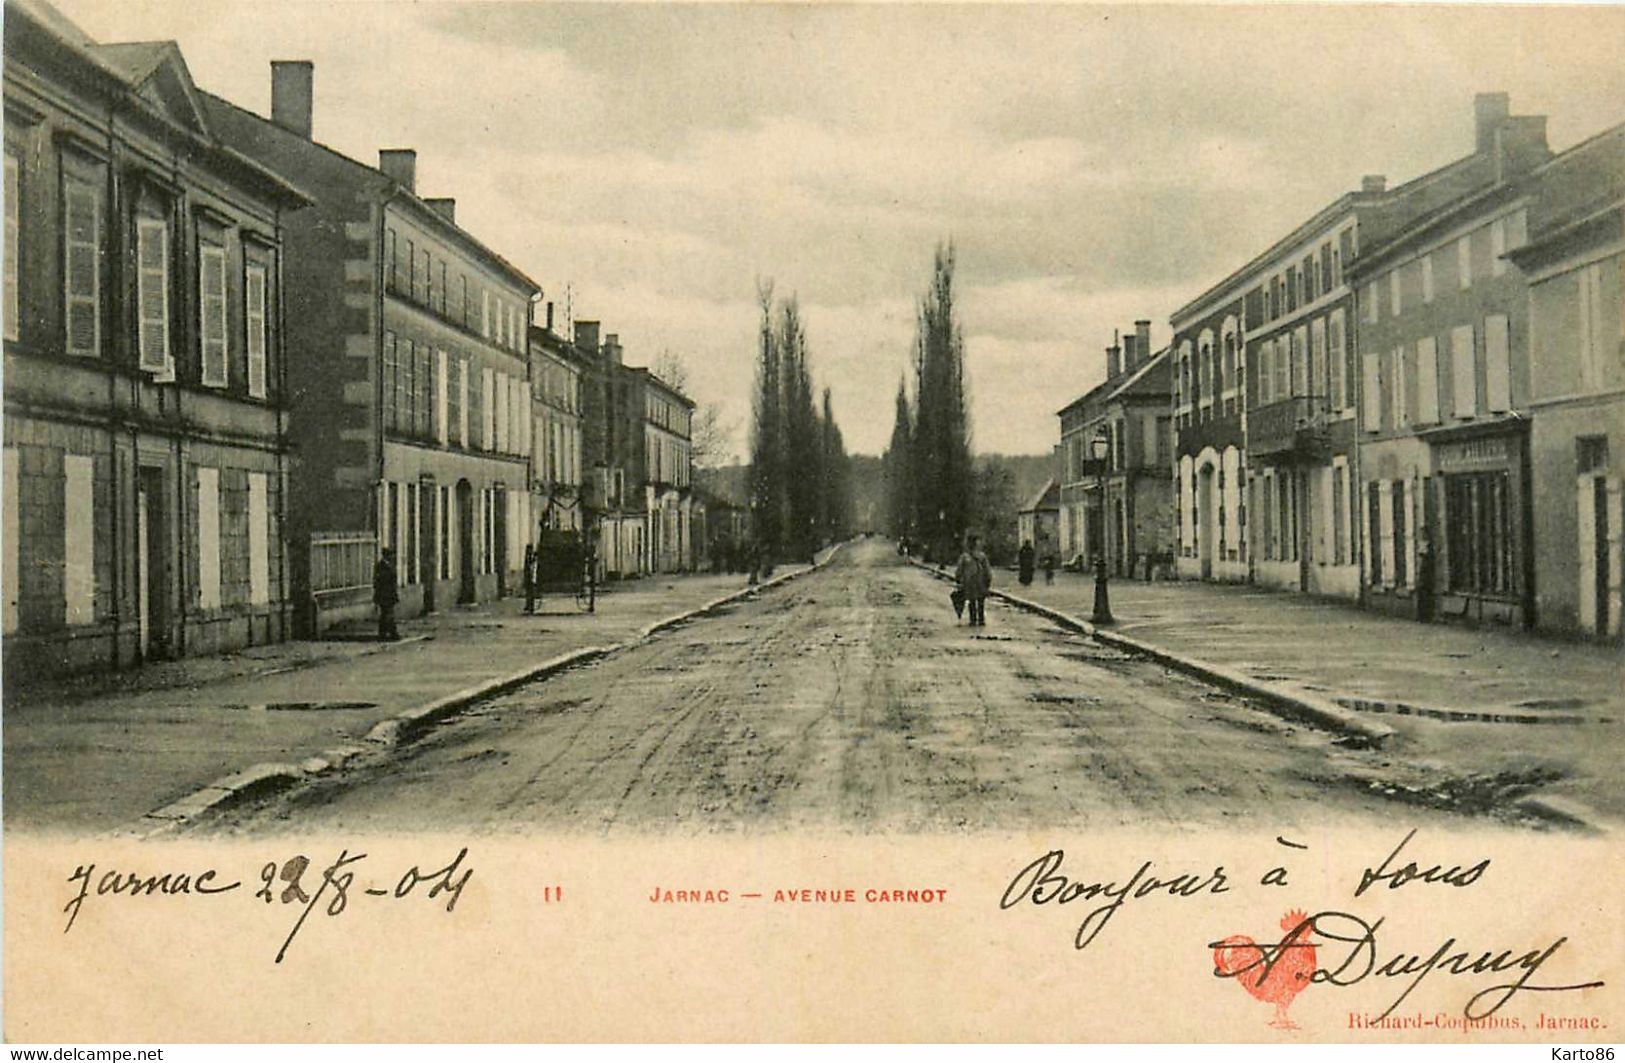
<box><xmin>246</xmin><ymin>263</ymin><xmax>268</xmax><ymax>398</ymax></box>
<box><xmin>436</xmin><ymin>348</ymin><xmax>449</xmax><ymax>445</ymax></box>
<box><xmin>199</xmin><ymin>242</ymin><xmax>227</xmax><ymax>386</ymax></box>
<box><xmin>1416</xmin><ymin>337</ymin><xmax>1439</xmax><ymax>424</ymax></box>
<box><xmin>5</xmin><ymin>152</ymin><xmax>19</xmax><ymax>342</ymax></box>
<box><xmin>63</xmin><ymin>178</ymin><xmax>100</xmax><ymax>356</ymax></box>
<box><xmin>1362</xmin><ymin>351</ymin><xmax>1382</xmax><ymax>431</ymax></box>
<box><xmin>136</xmin><ymin>218</ymin><xmax>171</xmax><ymax>374</ymax></box>
<box><xmin>1452</xmin><ymin>325</ymin><xmax>1477</xmax><ymax>417</ymax></box>
<box><xmin>1485</xmin><ymin>314</ymin><xmax>1511</xmax><ymax>412</ymax></box>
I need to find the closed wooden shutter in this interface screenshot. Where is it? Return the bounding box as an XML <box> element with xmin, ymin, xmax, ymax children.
<box><xmin>63</xmin><ymin>177</ymin><xmax>100</xmax><ymax>356</ymax></box>
<box><xmin>5</xmin><ymin>152</ymin><xmax>20</xmax><ymax>342</ymax></box>
<box><xmin>136</xmin><ymin>217</ymin><xmax>170</xmax><ymax>374</ymax></box>
<box><xmin>246</xmin><ymin>263</ymin><xmax>268</xmax><ymax>398</ymax></box>
<box><xmin>199</xmin><ymin>242</ymin><xmax>227</xmax><ymax>386</ymax></box>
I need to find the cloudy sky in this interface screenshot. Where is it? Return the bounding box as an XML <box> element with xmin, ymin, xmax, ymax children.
<box><xmin>53</xmin><ymin>1</ymin><xmax>1625</xmax><ymax>455</ymax></box>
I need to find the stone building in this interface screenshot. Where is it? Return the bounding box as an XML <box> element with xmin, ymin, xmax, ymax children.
<box><xmin>1510</xmin><ymin>124</ymin><xmax>1625</xmax><ymax>640</ymax></box>
<box><xmin>3</xmin><ymin>0</ymin><xmax>309</xmax><ymax>675</ymax></box>
<box><xmin>1057</xmin><ymin>322</ymin><xmax>1173</xmax><ymax>576</ymax></box>
<box><xmin>201</xmin><ymin>62</ymin><xmax>540</xmax><ymax>632</ymax></box>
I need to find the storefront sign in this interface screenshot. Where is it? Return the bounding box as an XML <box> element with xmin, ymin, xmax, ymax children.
<box><xmin>1434</xmin><ymin>435</ymin><xmax>1513</xmax><ymax>473</ymax></box>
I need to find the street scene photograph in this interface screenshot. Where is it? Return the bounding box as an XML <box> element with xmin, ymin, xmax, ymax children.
<box><xmin>2</xmin><ymin>0</ymin><xmax>1622</xmax><ymax>845</ymax></box>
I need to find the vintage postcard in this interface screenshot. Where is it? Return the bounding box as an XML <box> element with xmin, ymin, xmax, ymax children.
<box><xmin>3</xmin><ymin>0</ymin><xmax>1623</xmax><ymax>1044</ymax></box>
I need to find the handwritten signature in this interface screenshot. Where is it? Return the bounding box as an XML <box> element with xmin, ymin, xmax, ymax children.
<box><xmin>63</xmin><ymin>848</ymin><xmax>473</xmax><ymax>963</ymax></box>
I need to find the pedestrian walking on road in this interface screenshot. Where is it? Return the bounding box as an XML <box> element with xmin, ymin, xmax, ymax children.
<box><xmin>956</xmin><ymin>534</ymin><xmax>992</xmax><ymax>627</ymax></box>
<box><xmin>1042</xmin><ymin>551</ymin><xmax>1056</xmax><ymax>585</ymax></box>
<box><xmin>522</xmin><ymin>543</ymin><xmax>538</xmax><ymax>614</ymax></box>
<box><xmin>1017</xmin><ymin>539</ymin><xmax>1035</xmax><ymax>587</ymax></box>
<box><xmin>373</xmin><ymin>548</ymin><xmax>400</xmax><ymax>641</ymax></box>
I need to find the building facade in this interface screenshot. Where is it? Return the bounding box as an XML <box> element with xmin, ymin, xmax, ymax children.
<box><xmin>1016</xmin><ymin>478</ymin><xmax>1059</xmax><ymax>564</ymax></box>
<box><xmin>1171</xmin><ymin>294</ymin><xmax>1250</xmax><ymax>583</ymax></box>
<box><xmin>202</xmin><ymin>63</ymin><xmax>539</xmax><ymax>632</ymax></box>
<box><xmin>1510</xmin><ymin>125</ymin><xmax>1625</xmax><ymax>640</ymax></box>
<box><xmin>526</xmin><ymin>314</ymin><xmax>588</xmax><ymax>587</ymax></box>
<box><xmin>1057</xmin><ymin>322</ymin><xmax>1172</xmax><ymax>576</ymax></box>
<box><xmin>3</xmin><ymin>0</ymin><xmax>308</xmax><ymax>677</ymax></box>
<box><xmin>1346</xmin><ymin>122</ymin><xmax>1557</xmax><ymax>628</ymax></box>
<box><xmin>640</xmin><ymin>369</ymin><xmax>695</xmax><ymax>573</ymax></box>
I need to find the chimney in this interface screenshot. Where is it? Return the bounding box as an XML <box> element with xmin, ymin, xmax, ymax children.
<box><xmin>1135</xmin><ymin>320</ymin><xmax>1152</xmax><ymax>366</ymax></box>
<box><xmin>424</xmin><ymin>197</ymin><xmax>455</xmax><ymax>224</ymax></box>
<box><xmin>1122</xmin><ymin>333</ymin><xmax>1137</xmax><ymax>366</ymax></box>
<box><xmin>574</xmin><ymin>319</ymin><xmax>600</xmax><ymax>354</ymax></box>
<box><xmin>1474</xmin><ymin>92</ymin><xmax>1512</xmax><ymax>154</ymax></box>
<box><xmin>1361</xmin><ymin>174</ymin><xmax>1387</xmax><ymax>194</ymax></box>
<box><xmin>545</xmin><ymin>302</ymin><xmax>554</xmax><ymax>332</ymax></box>
<box><xmin>1106</xmin><ymin>337</ymin><xmax>1121</xmax><ymax>381</ymax></box>
<box><xmin>603</xmin><ymin>333</ymin><xmax>623</xmax><ymax>365</ymax></box>
<box><xmin>1493</xmin><ymin>115</ymin><xmax>1551</xmax><ymax>181</ymax></box>
<box><xmin>378</xmin><ymin>149</ymin><xmax>417</xmax><ymax>193</ymax></box>
<box><xmin>270</xmin><ymin>60</ymin><xmax>313</xmax><ymax>139</ymax></box>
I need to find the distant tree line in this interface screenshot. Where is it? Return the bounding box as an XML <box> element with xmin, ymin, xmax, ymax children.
<box><xmin>749</xmin><ymin>281</ymin><xmax>854</xmax><ymax>565</ymax></box>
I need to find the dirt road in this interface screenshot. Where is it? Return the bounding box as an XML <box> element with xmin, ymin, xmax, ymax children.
<box><xmin>208</xmin><ymin>539</ymin><xmax>1490</xmax><ymax>835</ymax></box>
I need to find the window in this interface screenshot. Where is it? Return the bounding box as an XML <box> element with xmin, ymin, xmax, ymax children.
<box><xmin>1275</xmin><ymin>333</ymin><xmax>1290</xmax><ymax>400</ymax></box>
<box><xmin>1577</xmin><ymin>262</ymin><xmax>1609</xmax><ymax>390</ymax></box>
<box><xmin>136</xmin><ymin>216</ymin><xmax>171</xmax><ymax>376</ymax></box>
<box><xmin>1365</xmin><ymin>281</ymin><xmax>1379</xmax><ymax>324</ymax></box>
<box><xmin>1485</xmin><ymin>314</ymin><xmax>1511</xmax><ymax>411</ymax></box>
<box><xmin>1451</xmin><ymin>324</ymin><xmax>1476</xmax><ymax>418</ymax></box>
<box><xmin>482</xmin><ymin>366</ymin><xmax>496</xmax><ymax>449</ymax></box>
<box><xmin>419</xmin><ymin>249</ymin><xmax>431</xmax><ymax>306</ymax></box>
<box><xmin>63</xmin><ymin>172</ymin><xmax>101</xmax><ymax>357</ymax></box>
<box><xmin>197</xmin><ymin>465</ymin><xmax>221</xmax><ymax>610</ymax></box>
<box><xmin>460</xmin><ymin>274</ymin><xmax>470</xmax><ymax>328</ymax></box>
<box><xmin>457</xmin><ymin>356</ymin><xmax>470</xmax><ymax>446</ymax></box>
<box><xmin>436</xmin><ymin>348</ymin><xmax>449</xmax><ymax>445</ymax></box>
<box><xmin>438</xmin><ymin>261</ymin><xmax>448</xmax><ymax>316</ymax></box>
<box><xmin>1389</xmin><ymin>268</ymin><xmax>1402</xmax><ymax>317</ymax></box>
<box><xmin>1421</xmin><ymin>255</ymin><xmax>1435</xmax><ymax>303</ymax></box>
<box><xmin>248</xmin><ymin>472</ymin><xmax>270</xmax><ymax>606</ymax></box>
<box><xmin>1362</xmin><ymin>351</ymin><xmax>1383</xmax><ymax>431</ymax></box>
<box><xmin>415</xmin><ymin>342</ymin><xmax>432</xmax><ymax>439</ymax></box>
<box><xmin>1391</xmin><ymin>346</ymin><xmax>1408</xmax><ymax>428</ymax></box>
<box><xmin>1457</xmin><ymin>234</ymin><xmax>1472</xmax><ymax>290</ymax></box>
<box><xmin>1310</xmin><ymin>319</ymin><xmax>1326</xmax><ymax>402</ymax></box>
<box><xmin>5</xmin><ymin>150</ymin><xmax>20</xmax><ymax>341</ymax></box>
<box><xmin>382</xmin><ymin>332</ymin><xmax>399</xmax><ymax>430</ymax></box>
<box><xmin>399</xmin><ymin>338</ymin><xmax>416</xmax><ymax>434</ymax></box>
<box><xmin>1416</xmin><ymin>336</ymin><xmax>1440</xmax><ymax>424</ymax></box>
<box><xmin>199</xmin><ymin>238</ymin><xmax>228</xmax><ymax>387</ymax></box>
<box><xmin>64</xmin><ymin>454</ymin><xmax>95</xmax><ymax>624</ymax></box>
<box><xmin>385</xmin><ymin>228</ymin><xmax>397</xmax><ymax>293</ymax></box>
<box><xmin>482</xmin><ymin>289</ymin><xmax>491</xmax><ymax>339</ymax></box>
<box><xmin>407</xmin><ymin>239</ymin><xmax>418</xmax><ymax>302</ymax></box>
<box><xmin>1328</xmin><ymin>311</ymin><xmax>1347</xmax><ymax>410</ymax></box>
<box><xmin>246</xmin><ymin>262</ymin><xmax>268</xmax><ymax>398</ymax></box>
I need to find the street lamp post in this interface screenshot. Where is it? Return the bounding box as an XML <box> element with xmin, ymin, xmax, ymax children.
<box><xmin>1091</xmin><ymin>429</ymin><xmax>1114</xmax><ymax>625</ymax></box>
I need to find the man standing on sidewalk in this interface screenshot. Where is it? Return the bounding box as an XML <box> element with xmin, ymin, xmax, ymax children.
<box><xmin>374</xmin><ymin>548</ymin><xmax>401</xmax><ymax>641</ymax></box>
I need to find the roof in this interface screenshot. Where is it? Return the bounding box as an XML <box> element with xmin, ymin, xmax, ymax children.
<box><xmin>1171</xmin><ymin>151</ymin><xmax>1487</xmax><ymax>326</ymax></box>
<box><xmin>1019</xmin><ymin>479</ymin><xmax>1060</xmax><ymax>514</ymax></box>
<box><xmin>1352</xmin><ymin>120</ymin><xmax>1625</xmax><ymax>276</ymax></box>
<box><xmin>198</xmin><ymin>89</ymin><xmax>540</xmax><ymax>295</ymax></box>
<box><xmin>1057</xmin><ymin>346</ymin><xmax>1170</xmax><ymax>417</ymax></box>
<box><xmin>7</xmin><ymin>0</ymin><xmax>309</xmax><ymax>209</ymax></box>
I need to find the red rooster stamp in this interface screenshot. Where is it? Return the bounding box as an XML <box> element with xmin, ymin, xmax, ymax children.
<box><xmin>1213</xmin><ymin>909</ymin><xmax>1318</xmax><ymax>1030</ymax></box>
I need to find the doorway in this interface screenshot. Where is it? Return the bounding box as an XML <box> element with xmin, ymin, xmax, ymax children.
<box><xmin>1197</xmin><ymin>463</ymin><xmax>1216</xmax><ymax>580</ymax></box>
<box><xmin>456</xmin><ymin>479</ymin><xmax>475</xmax><ymax>604</ymax></box>
<box><xmin>419</xmin><ymin>480</ymin><xmax>437</xmax><ymax>615</ymax></box>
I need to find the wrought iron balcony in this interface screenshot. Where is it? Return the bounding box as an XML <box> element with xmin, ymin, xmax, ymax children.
<box><xmin>1247</xmin><ymin>395</ymin><xmax>1331</xmax><ymax>462</ymax></box>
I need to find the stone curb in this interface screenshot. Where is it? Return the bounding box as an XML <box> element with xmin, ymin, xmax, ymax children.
<box><xmin>1514</xmin><ymin>794</ymin><xmax>1609</xmax><ymax>834</ymax></box>
<box><xmin>127</xmin><ymin>542</ymin><xmax>849</xmax><ymax>837</ymax></box>
<box><xmin>907</xmin><ymin>558</ymin><xmax>1395</xmax><ymax>746</ymax></box>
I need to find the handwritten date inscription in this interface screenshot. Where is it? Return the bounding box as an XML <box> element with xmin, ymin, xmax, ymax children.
<box><xmin>63</xmin><ymin>848</ymin><xmax>473</xmax><ymax>963</ymax></box>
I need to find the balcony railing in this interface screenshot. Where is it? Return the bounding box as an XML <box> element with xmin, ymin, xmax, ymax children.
<box><xmin>1248</xmin><ymin>395</ymin><xmax>1331</xmax><ymax>461</ymax></box>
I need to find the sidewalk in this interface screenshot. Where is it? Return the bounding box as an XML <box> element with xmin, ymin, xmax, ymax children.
<box><xmin>997</xmin><ymin>569</ymin><xmax>1625</xmax><ymax>823</ymax></box>
<box><xmin>3</xmin><ymin>569</ymin><xmax>788</xmax><ymax>833</ymax></box>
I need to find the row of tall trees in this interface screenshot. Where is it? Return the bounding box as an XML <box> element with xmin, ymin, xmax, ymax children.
<box><xmin>749</xmin><ymin>282</ymin><xmax>854</xmax><ymax>564</ymax></box>
<box><xmin>883</xmin><ymin>244</ymin><xmax>976</xmax><ymax>562</ymax></box>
